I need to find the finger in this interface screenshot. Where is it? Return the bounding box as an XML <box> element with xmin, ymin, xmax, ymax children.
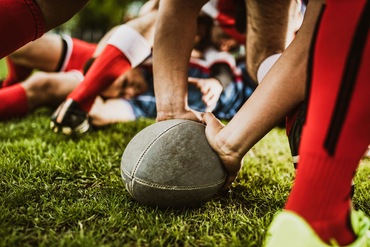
<box><xmin>207</xmin><ymin>93</ymin><xmax>216</xmax><ymax>106</ymax></box>
<box><xmin>204</xmin><ymin>96</ymin><xmax>217</xmax><ymax>112</ymax></box>
<box><xmin>202</xmin><ymin>90</ymin><xmax>213</xmax><ymax>103</ymax></box>
<box><xmin>200</xmin><ymin>86</ymin><xmax>208</xmax><ymax>95</ymax></box>
<box><xmin>188</xmin><ymin>77</ymin><xmax>198</xmax><ymax>85</ymax></box>
<box><xmin>205</xmin><ymin>103</ymin><xmax>216</xmax><ymax>113</ymax></box>
<box><xmin>220</xmin><ymin>174</ymin><xmax>237</xmax><ymax>191</ymax></box>
<box><xmin>205</xmin><ymin>104</ymin><xmax>215</xmax><ymax>112</ymax></box>
<box><xmin>189</xmin><ymin>111</ymin><xmax>204</xmax><ymax>122</ymax></box>
<box><xmin>181</xmin><ymin>109</ymin><xmax>204</xmax><ymax>123</ymax></box>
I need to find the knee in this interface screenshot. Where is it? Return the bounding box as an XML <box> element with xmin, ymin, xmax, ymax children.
<box><xmin>24</xmin><ymin>72</ymin><xmax>53</xmax><ymax>95</ymax></box>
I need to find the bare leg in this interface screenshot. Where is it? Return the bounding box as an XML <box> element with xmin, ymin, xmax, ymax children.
<box><xmin>9</xmin><ymin>33</ymin><xmax>63</xmax><ymax>72</ymax></box>
<box><xmin>246</xmin><ymin>0</ymin><xmax>303</xmax><ymax>83</ymax></box>
<box><xmin>0</xmin><ymin>70</ymin><xmax>80</xmax><ymax>119</ymax></box>
<box><xmin>23</xmin><ymin>71</ymin><xmax>81</xmax><ymax>110</ymax></box>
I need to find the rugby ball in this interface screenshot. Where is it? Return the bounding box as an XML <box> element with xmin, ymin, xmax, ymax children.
<box><xmin>121</xmin><ymin>119</ymin><xmax>227</xmax><ymax>208</ymax></box>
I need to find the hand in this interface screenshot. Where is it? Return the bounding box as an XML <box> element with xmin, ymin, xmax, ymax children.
<box><xmin>188</xmin><ymin>77</ymin><xmax>223</xmax><ymax>112</ymax></box>
<box><xmin>203</xmin><ymin>112</ymin><xmax>243</xmax><ymax>191</ymax></box>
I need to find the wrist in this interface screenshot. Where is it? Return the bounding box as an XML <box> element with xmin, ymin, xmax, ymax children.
<box><xmin>156</xmin><ymin>100</ymin><xmax>188</xmax><ymax>121</ymax></box>
<box><xmin>215</xmin><ymin>130</ymin><xmax>244</xmax><ymax>162</ymax></box>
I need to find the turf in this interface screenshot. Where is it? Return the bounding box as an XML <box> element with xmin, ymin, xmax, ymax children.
<box><xmin>0</xmin><ymin>108</ymin><xmax>369</xmax><ymax>247</ymax></box>
<box><xmin>0</xmin><ymin>58</ymin><xmax>7</xmax><ymax>78</ymax></box>
<box><xmin>0</xmin><ymin>59</ymin><xmax>369</xmax><ymax>246</ymax></box>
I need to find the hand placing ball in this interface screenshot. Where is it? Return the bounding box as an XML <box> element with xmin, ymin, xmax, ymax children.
<box><xmin>121</xmin><ymin>119</ymin><xmax>227</xmax><ymax>209</ymax></box>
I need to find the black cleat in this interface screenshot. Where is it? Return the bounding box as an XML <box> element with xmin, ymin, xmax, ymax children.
<box><xmin>50</xmin><ymin>99</ymin><xmax>90</xmax><ymax>135</ymax></box>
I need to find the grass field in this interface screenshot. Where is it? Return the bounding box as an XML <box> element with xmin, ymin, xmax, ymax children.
<box><xmin>0</xmin><ymin>59</ymin><xmax>7</xmax><ymax>78</ymax></box>
<box><xmin>0</xmin><ymin>60</ymin><xmax>369</xmax><ymax>246</ymax></box>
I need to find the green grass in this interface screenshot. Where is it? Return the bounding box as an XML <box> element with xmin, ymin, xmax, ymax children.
<box><xmin>0</xmin><ymin>60</ymin><xmax>369</xmax><ymax>246</ymax></box>
<box><xmin>0</xmin><ymin>58</ymin><xmax>7</xmax><ymax>78</ymax></box>
<box><xmin>0</xmin><ymin>109</ymin><xmax>369</xmax><ymax>247</ymax></box>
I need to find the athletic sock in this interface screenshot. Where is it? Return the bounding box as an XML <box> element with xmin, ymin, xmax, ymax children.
<box><xmin>0</xmin><ymin>0</ymin><xmax>45</xmax><ymax>59</ymax></box>
<box><xmin>64</xmin><ymin>37</ymin><xmax>97</xmax><ymax>73</ymax></box>
<box><xmin>0</xmin><ymin>84</ymin><xmax>28</xmax><ymax>120</ymax></box>
<box><xmin>2</xmin><ymin>57</ymin><xmax>33</xmax><ymax>87</ymax></box>
<box><xmin>67</xmin><ymin>25</ymin><xmax>151</xmax><ymax>112</ymax></box>
<box><xmin>285</xmin><ymin>152</ymin><xmax>356</xmax><ymax>245</ymax></box>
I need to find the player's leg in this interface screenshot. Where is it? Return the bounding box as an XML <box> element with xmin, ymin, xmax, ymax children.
<box><xmin>246</xmin><ymin>0</ymin><xmax>302</xmax><ymax>83</ymax></box>
<box><xmin>0</xmin><ymin>84</ymin><xmax>28</xmax><ymax>120</ymax></box>
<box><xmin>2</xmin><ymin>33</ymin><xmax>65</xmax><ymax>87</ymax></box>
<box><xmin>2</xmin><ymin>57</ymin><xmax>33</xmax><ymax>88</ymax></box>
<box><xmin>63</xmin><ymin>37</ymin><xmax>96</xmax><ymax>73</ymax></box>
<box><xmin>0</xmin><ymin>70</ymin><xmax>81</xmax><ymax>120</ymax></box>
<box><xmin>265</xmin><ymin>0</ymin><xmax>370</xmax><ymax>246</ymax></box>
<box><xmin>9</xmin><ymin>33</ymin><xmax>65</xmax><ymax>72</ymax></box>
<box><xmin>0</xmin><ymin>0</ymin><xmax>88</xmax><ymax>59</ymax></box>
<box><xmin>2</xmin><ymin>33</ymin><xmax>93</xmax><ymax>87</ymax></box>
<box><xmin>25</xmin><ymin>71</ymin><xmax>82</xmax><ymax>109</ymax></box>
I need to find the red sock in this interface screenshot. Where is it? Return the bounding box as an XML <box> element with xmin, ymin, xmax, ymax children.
<box><xmin>0</xmin><ymin>84</ymin><xmax>28</xmax><ymax>120</ymax></box>
<box><xmin>0</xmin><ymin>0</ymin><xmax>45</xmax><ymax>59</ymax></box>
<box><xmin>2</xmin><ymin>57</ymin><xmax>33</xmax><ymax>87</ymax></box>
<box><xmin>67</xmin><ymin>44</ymin><xmax>131</xmax><ymax>112</ymax></box>
<box><xmin>286</xmin><ymin>154</ymin><xmax>356</xmax><ymax>244</ymax></box>
<box><xmin>285</xmin><ymin>0</ymin><xmax>370</xmax><ymax>245</ymax></box>
<box><xmin>64</xmin><ymin>37</ymin><xmax>96</xmax><ymax>72</ymax></box>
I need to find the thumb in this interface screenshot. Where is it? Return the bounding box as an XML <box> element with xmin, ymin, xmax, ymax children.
<box><xmin>203</xmin><ymin>112</ymin><xmax>224</xmax><ymax>133</ymax></box>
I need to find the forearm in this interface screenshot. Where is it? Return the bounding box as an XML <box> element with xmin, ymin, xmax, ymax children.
<box><xmin>217</xmin><ymin>55</ymin><xmax>306</xmax><ymax>158</ymax></box>
<box><xmin>153</xmin><ymin>0</ymin><xmax>208</xmax><ymax>120</ymax></box>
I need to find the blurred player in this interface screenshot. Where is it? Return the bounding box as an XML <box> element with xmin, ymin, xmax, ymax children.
<box><xmin>50</xmin><ymin>0</ymin><xmax>255</xmax><ymax>135</ymax></box>
<box><xmin>0</xmin><ymin>33</ymin><xmax>95</xmax><ymax>120</ymax></box>
<box><xmin>0</xmin><ymin>32</ymin><xmax>146</xmax><ymax>121</ymax></box>
<box><xmin>49</xmin><ymin>0</ymin><xmax>158</xmax><ymax>134</ymax></box>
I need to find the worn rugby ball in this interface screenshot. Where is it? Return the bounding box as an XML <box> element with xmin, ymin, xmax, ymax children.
<box><xmin>121</xmin><ymin>119</ymin><xmax>226</xmax><ymax>208</ymax></box>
